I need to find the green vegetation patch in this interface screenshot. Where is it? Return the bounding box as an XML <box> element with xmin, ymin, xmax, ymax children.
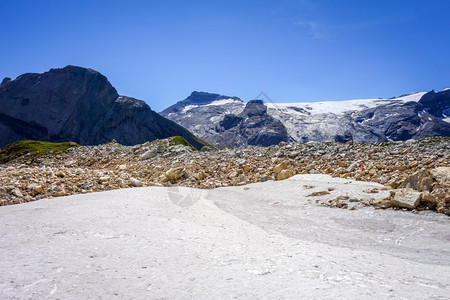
<box><xmin>170</xmin><ymin>136</ymin><xmax>192</xmax><ymax>147</ymax></box>
<box><xmin>0</xmin><ymin>140</ymin><xmax>79</xmax><ymax>163</ymax></box>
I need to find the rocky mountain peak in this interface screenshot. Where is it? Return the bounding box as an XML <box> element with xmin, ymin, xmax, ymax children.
<box><xmin>0</xmin><ymin>66</ymin><xmax>205</xmax><ymax>149</ymax></box>
<box><xmin>0</xmin><ymin>77</ymin><xmax>11</xmax><ymax>87</ymax></box>
<box><xmin>185</xmin><ymin>91</ymin><xmax>224</xmax><ymax>104</ymax></box>
<box><xmin>243</xmin><ymin>99</ymin><xmax>267</xmax><ymax>117</ymax></box>
<box><xmin>160</xmin><ymin>91</ymin><xmax>243</xmax><ymax>115</ymax></box>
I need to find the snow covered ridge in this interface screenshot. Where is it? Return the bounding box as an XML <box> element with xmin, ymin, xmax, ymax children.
<box><xmin>162</xmin><ymin>89</ymin><xmax>450</xmax><ymax>146</ymax></box>
<box><xmin>181</xmin><ymin>98</ymin><xmax>243</xmax><ymax>113</ymax></box>
<box><xmin>265</xmin><ymin>92</ymin><xmax>428</xmax><ymax>115</ymax></box>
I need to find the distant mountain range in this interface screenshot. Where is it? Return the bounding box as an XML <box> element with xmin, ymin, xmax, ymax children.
<box><xmin>161</xmin><ymin>90</ymin><xmax>450</xmax><ymax>146</ymax></box>
<box><xmin>1</xmin><ymin>66</ymin><xmax>449</xmax><ymax>149</ymax></box>
<box><xmin>0</xmin><ymin>66</ymin><xmax>205</xmax><ymax>149</ymax></box>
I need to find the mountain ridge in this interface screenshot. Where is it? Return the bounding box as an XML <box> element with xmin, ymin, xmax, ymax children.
<box><xmin>162</xmin><ymin>90</ymin><xmax>450</xmax><ymax>146</ymax></box>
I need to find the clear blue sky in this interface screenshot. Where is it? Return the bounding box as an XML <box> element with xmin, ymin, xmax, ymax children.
<box><xmin>1</xmin><ymin>0</ymin><xmax>449</xmax><ymax>111</ymax></box>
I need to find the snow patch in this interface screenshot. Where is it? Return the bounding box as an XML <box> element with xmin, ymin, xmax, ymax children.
<box><xmin>181</xmin><ymin>105</ymin><xmax>199</xmax><ymax>113</ymax></box>
<box><xmin>395</xmin><ymin>92</ymin><xmax>427</xmax><ymax>103</ymax></box>
<box><xmin>204</xmin><ymin>98</ymin><xmax>242</xmax><ymax>107</ymax></box>
<box><xmin>181</xmin><ymin>99</ymin><xmax>242</xmax><ymax>113</ymax></box>
<box><xmin>267</xmin><ymin>99</ymin><xmax>384</xmax><ymax>115</ymax></box>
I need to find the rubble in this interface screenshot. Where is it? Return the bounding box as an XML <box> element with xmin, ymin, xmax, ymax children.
<box><xmin>0</xmin><ymin>136</ymin><xmax>449</xmax><ymax>214</ymax></box>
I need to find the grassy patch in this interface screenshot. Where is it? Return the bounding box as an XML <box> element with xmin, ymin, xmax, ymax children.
<box><xmin>170</xmin><ymin>136</ymin><xmax>192</xmax><ymax>147</ymax></box>
<box><xmin>0</xmin><ymin>140</ymin><xmax>79</xmax><ymax>163</ymax></box>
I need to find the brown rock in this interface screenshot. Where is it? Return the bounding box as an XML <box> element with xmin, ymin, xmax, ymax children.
<box><xmin>338</xmin><ymin>161</ymin><xmax>347</xmax><ymax>167</ymax></box>
<box><xmin>277</xmin><ymin>169</ymin><xmax>295</xmax><ymax>180</ymax></box>
<box><xmin>433</xmin><ymin>188</ymin><xmax>446</xmax><ymax>198</ymax></box>
<box><xmin>400</xmin><ymin>170</ymin><xmax>434</xmax><ymax>192</ymax></box>
<box><xmin>165</xmin><ymin>167</ymin><xmax>185</xmax><ymax>181</ymax></box>
<box><xmin>430</xmin><ymin>167</ymin><xmax>450</xmax><ymax>188</ymax></box>
<box><xmin>55</xmin><ymin>171</ymin><xmax>65</xmax><ymax>178</ymax></box>
<box><xmin>363</xmin><ymin>188</ymin><xmax>379</xmax><ymax>194</ymax></box>
<box><xmin>307</xmin><ymin>191</ymin><xmax>330</xmax><ymax>197</ymax></box>
<box><xmin>33</xmin><ymin>185</ymin><xmax>43</xmax><ymax>194</ymax></box>
<box><xmin>421</xmin><ymin>192</ymin><xmax>437</xmax><ymax>205</ymax></box>
<box><xmin>193</xmin><ymin>171</ymin><xmax>206</xmax><ymax>180</ymax></box>
<box><xmin>273</xmin><ymin>162</ymin><xmax>288</xmax><ymax>174</ymax></box>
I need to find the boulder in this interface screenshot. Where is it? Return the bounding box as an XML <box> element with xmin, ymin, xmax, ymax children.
<box><xmin>400</xmin><ymin>170</ymin><xmax>435</xmax><ymax>192</ymax></box>
<box><xmin>141</xmin><ymin>149</ymin><xmax>158</xmax><ymax>159</ymax></box>
<box><xmin>386</xmin><ymin>188</ymin><xmax>422</xmax><ymax>209</ymax></box>
<box><xmin>165</xmin><ymin>167</ymin><xmax>186</xmax><ymax>182</ymax></box>
<box><xmin>129</xmin><ymin>178</ymin><xmax>143</xmax><ymax>187</ymax></box>
<box><xmin>273</xmin><ymin>162</ymin><xmax>288</xmax><ymax>174</ymax></box>
<box><xmin>277</xmin><ymin>169</ymin><xmax>295</xmax><ymax>180</ymax></box>
<box><xmin>421</xmin><ymin>192</ymin><xmax>437</xmax><ymax>205</ymax></box>
<box><xmin>430</xmin><ymin>167</ymin><xmax>450</xmax><ymax>188</ymax></box>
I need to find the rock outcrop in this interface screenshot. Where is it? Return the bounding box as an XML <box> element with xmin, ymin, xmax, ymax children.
<box><xmin>0</xmin><ymin>66</ymin><xmax>205</xmax><ymax>149</ymax></box>
<box><xmin>214</xmin><ymin>100</ymin><xmax>292</xmax><ymax>147</ymax></box>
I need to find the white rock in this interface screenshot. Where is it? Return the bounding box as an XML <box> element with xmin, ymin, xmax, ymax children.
<box><xmin>129</xmin><ymin>177</ymin><xmax>143</xmax><ymax>187</ymax></box>
<box><xmin>13</xmin><ymin>189</ymin><xmax>23</xmax><ymax>198</ymax></box>
<box><xmin>430</xmin><ymin>167</ymin><xmax>450</xmax><ymax>188</ymax></box>
<box><xmin>388</xmin><ymin>188</ymin><xmax>421</xmax><ymax>209</ymax></box>
<box><xmin>141</xmin><ymin>149</ymin><xmax>157</xmax><ymax>159</ymax></box>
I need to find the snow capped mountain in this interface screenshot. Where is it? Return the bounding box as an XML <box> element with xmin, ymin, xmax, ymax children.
<box><xmin>161</xmin><ymin>92</ymin><xmax>247</xmax><ymax>146</ymax></box>
<box><xmin>265</xmin><ymin>92</ymin><xmax>438</xmax><ymax>143</ymax></box>
<box><xmin>161</xmin><ymin>90</ymin><xmax>450</xmax><ymax>146</ymax></box>
<box><xmin>266</xmin><ymin>92</ymin><xmax>427</xmax><ymax>115</ymax></box>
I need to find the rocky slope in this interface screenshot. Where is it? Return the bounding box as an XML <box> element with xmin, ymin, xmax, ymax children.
<box><xmin>0</xmin><ymin>66</ymin><xmax>205</xmax><ymax>149</ymax></box>
<box><xmin>162</xmin><ymin>90</ymin><xmax>450</xmax><ymax>146</ymax></box>
<box><xmin>1</xmin><ymin>137</ymin><xmax>448</xmax><ymax>215</ymax></box>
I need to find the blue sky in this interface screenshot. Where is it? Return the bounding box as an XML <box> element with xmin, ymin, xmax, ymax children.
<box><xmin>1</xmin><ymin>0</ymin><xmax>449</xmax><ymax>111</ymax></box>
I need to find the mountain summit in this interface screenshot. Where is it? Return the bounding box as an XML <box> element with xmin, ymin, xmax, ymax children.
<box><xmin>0</xmin><ymin>66</ymin><xmax>205</xmax><ymax>149</ymax></box>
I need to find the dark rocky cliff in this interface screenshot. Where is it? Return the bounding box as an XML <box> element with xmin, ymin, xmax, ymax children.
<box><xmin>0</xmin><ymin>66</ymin><xmax>204</xmax><ymax>149</ymax></box>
